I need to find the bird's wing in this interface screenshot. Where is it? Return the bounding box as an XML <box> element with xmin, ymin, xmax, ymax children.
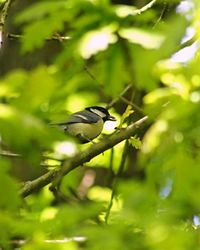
<box><xmin>51</xmin><ymin>110</ymin><xmax>99</xmax><ymax>125</ymax></box>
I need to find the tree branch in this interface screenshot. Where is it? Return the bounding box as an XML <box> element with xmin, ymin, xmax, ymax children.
<box><xmin>0</xmin><ymin>0</ymin><xmax>12</xmax><ymax>44</ymax></box>
<box><xmin>0</xmin><ymin>151</ymin><xmax>21</xmax><ymax>157</ymax></box>
<box><xmin>7</xmin><ymin>33</ymin><xmax>71</xmax><ymax>41</ymax></box>
<box><xmin>20</xmin><ymin>116</ymin><xmax>148</xmax><ymax>198</ymax></box>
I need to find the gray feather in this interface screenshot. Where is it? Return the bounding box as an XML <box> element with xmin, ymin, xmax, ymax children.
<box><xmin>51</xmin><ymin>110</ymin><xmax>100</xmax><ymax>126</ymax></box>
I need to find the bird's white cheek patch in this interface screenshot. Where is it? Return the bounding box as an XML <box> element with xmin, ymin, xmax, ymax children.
<box><xmin>103</xmin><ymin>120</ymin><xmax>117</xmax><ymax>133</ymax></box>
<box><xmin>90</xmin><ymin>108</ymin><xmax>106</xmax><ymax>118</ymax></box>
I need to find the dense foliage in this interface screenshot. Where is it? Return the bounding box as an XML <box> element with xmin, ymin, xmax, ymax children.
<box><xmin>1</xmin><ymin>0</ymin><xmax>200</xmax><ymax>249</ymax></box>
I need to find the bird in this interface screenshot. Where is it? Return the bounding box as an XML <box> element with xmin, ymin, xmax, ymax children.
<box><xmin>51</xmin><ymin>106</ymin><xmax>116</xmax><ymax>143</ymax></box>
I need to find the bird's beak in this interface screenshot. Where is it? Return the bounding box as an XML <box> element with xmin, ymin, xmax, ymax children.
<box><xmin>108</xmin><ymin>115</ymin><xmax>117</xmax><ymax>121</ymax></box>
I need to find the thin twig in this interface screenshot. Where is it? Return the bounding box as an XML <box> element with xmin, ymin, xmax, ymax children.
<box><xmin>0</xmin><ymin>151</ymin><xmax>21</xmax><ymax>157</ymax></box>
<box><xmin>84</xmin><ymin>65</ymin><xmax>103</xmax><ymax>87</ymax></box>
<box><xmin>105</xmin><ymin>140</ymin><xmax>129</xmax><ymax>224</ymax></box>
<box><xmin>105</xmin><ymin>80</ymin><xmax>143</xmax><ymax>223</ymax></box>
<box><xmin>106</xmin><ymin>147</ymin><xmax>115</xmax><ymax>185</ymax></box>
<box><xmin>178</xmin><ymin>37</ymin><xmax>198</xmax><ymax>51</ymax></box>
<box><xmin>106</xmin><ymin>84</ymin><xmax>132</xmax><ymax>109</ymax></box>
<box><xmin>7</xmin><ymin>33</ymin><xmax>71</xmax><ymax>41</ymax></box>
<box><xmin>119</xmin><ymin>39</ymin><xmax>144</xmax><ymax>115</ymax></box>
<box><xmin>133</xmin><ymin>0</ymin><xmax>157</xmax><ymax>15</ymax></box>
<box><xmin>20</xmin><ymin>116</ymin><xmax>148</xmax><ymax>197</ymax></box>
<box><xmin>109</xmin><ymin>147</ymin><xmax>114</xmax><ymax>171</ymax></box>
<box><xmin>120</xmin><ymin>96</ymin><xmax>144</xmax><ymax>115</ymax></box>
<box><xmin>153</xmin><ymin>1</ymin><xmax>168</xmax><ymax>28</ymax></box>
<box><xmin>11</xmin><ymin>236</ymin><xmax>86</xmax><ymax>247</ymax></box>
<box><xmin>104</xmin><ymin>184</ymin><xmax>115</xmax><ymax>224</ymax></box>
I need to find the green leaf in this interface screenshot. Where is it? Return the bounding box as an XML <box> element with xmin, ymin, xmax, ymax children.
<box><xmin>131</xmin><ymin>14</ymin><xmax>187</xmax><ymax>90</ymax></box>
<box><xmin>79</xmin><ymin>24</ymin><xmax>118</xmax><ymax>59</ymax></box>
<box><xmin>13</xmin><ymin>66</ymin><xmax>57</xmax><ymax>112</ymax></box>
<box><xmin>0</xmin><ymin>70</ymin><xmax>27</xmax><ymax>98</ymax></box>
<box><xmin>0</xmin><ymin>160</ymin><xmax>21</xmax><ymax>211</ymax></box>
<box><xmin>119</xmin><ymin>27</ymin><xmax>164</xmax><ymax>49</ymax></box>
<box><xmin>118</xmin><ymin>105</ymin><xmax>134</xmax><ymax>128</ymax></box>
<box><xmin>20</xmin><ymin>13</ymin><xmax>66</xmax><ymax>52</ymax></box>
<box><xmin>129</xmin><ymin>136</ymin><xmax>142</xmax><ymax>149</ymax></box>
<box><xmin>15</xmin><ymin>1</ymin><xmax>69</xmax><ymax>23</ymax></box>
<box><xmin>114</xmin><ymin>5</ymin><xmax>137</xmax><ymax>18</ymax></box>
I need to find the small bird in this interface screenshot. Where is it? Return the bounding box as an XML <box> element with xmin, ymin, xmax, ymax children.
<box><xmin>52</xmin><ymin>106</ymin><xmax>116</xmax><ymax>143</ymax></box>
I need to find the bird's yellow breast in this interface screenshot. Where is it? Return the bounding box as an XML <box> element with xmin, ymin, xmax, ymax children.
<box><xmin>67</xmin><ymin>119</ymin><xmax>104</xmax><ymax>140</ymax></box>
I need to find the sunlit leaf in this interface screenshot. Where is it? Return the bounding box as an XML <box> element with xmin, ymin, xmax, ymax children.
<box><xmin>119</xmin><ymin>27</ymin><xmax>164</xmax><ymax>49</ymax></box>
<box><xmin>79</xmin><ymin>25</ymin><xmax>118</xmax><ymax>59</ymax></box>
<box><xmin>129</xmin><ymin>136</ymin><xmax>142</xmax><ymax>149</ymax></box>
<box><xmin>118</xmin><ymin>105</ymin><xmax>134</xmax><ymax>128</ymax></box>
<box><xmin>114</xmin><ymin>5</ymin><xmax>137</xmax><ymax>18</ymax></box>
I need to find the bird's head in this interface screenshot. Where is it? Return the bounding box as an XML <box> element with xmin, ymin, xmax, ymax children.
<box><xmin>86</xmin><ymin>106</ymin><xmax>116</xmax><ymax>122</ymax></box>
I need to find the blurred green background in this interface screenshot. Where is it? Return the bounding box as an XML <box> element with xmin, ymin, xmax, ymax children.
<box><xmin>1</xmin><ymin>0</ymin><xmax>200</xmax><ymax>249</ymax></box>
